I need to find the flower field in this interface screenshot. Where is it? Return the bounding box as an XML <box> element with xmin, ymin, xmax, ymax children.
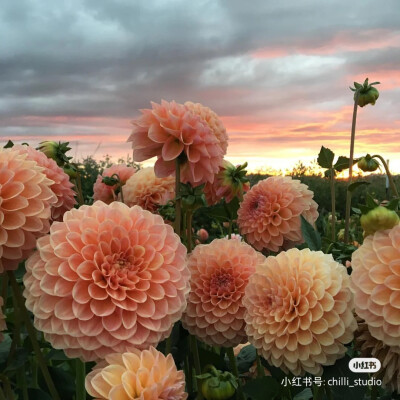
<box><xmin>1</xmin><ymin>87</ymin><xmax>400</xmax><ymax>400</ymax></box>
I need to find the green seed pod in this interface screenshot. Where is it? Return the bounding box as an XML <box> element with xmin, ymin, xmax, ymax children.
<box><xmin>360</xmin><ymin>206</ymin><xmax>399</xmax><ymax>237</ymax></box>
<box><xmin>350</xmin><ymin>78</ymin><xmax>380</xmax><ymax>108</ymax></box>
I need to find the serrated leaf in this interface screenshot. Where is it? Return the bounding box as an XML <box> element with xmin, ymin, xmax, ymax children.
<box><xmin>333</xmin><ymin>156</ymin><xmax>359</xmax><ymax>172</ymax></box>
<box><xmin>300</xmin><ymin>216</ymin><xmax>321</xmax><ymax>251</ymax></box>
<box><xmin>347</xmin><ymin>181</ymin><xmax>369</xmax><ymax>193</ymax></box>
<box><xmin>317</xmin><ymin>146</ymin><xmax>335</xmax><ymax>169</ymax></box>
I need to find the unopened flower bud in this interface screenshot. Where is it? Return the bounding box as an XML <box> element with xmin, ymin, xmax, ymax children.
<box><xmin>360</xmin><ymin>206</ymin><xmax>399</xmax><ymax>237</ymax></box>
<box><xmin>357</xmin><ymin>155</ymin><xmax>380</xmax><ymax>172</ymax></box>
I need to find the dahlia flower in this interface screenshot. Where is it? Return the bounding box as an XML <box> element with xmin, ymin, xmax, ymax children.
<box><xmin>128</xmin><ymin>100</ymin><xmax>224</xmax><ymax>186</ymax></box>
<box><xmin>123</xmin><ymin>167</ymin><xmax>175</xmax><ymax>213</ymax></box>
<box><xmin>182</xmin><ymin>238</ymin><xmax>265</xmax><ymax>347</ymax></box>
<box><xmin>244</xmin><ymin>248</ymin><xmax>356</xmax><ymax>376</ymax></box>
<box><xmin>85</xmin><ymin>347</ymin><xmax>188</xmax><ymax>400</ymax></box>
<box><xmin>204</xmin><ymin>160</ymin><xmax>250</xmax><ymax>206</ymax></box>
<box><xmin>23</xmin><ymin>201</ymin><xmax>190</xmax><ymax>361</ymax></box>
<box><xmin>0</xmin><ymin>148</ymin><xmax>57</xmax><ymax>272</ymax></box>
<box><xmin>93</xmin><ymin>164</ymin><xmax>137</xmax><ymax>204</ymax></box>
<box><xmin>14</xmin><ymin>144</ymin><xmax>76</xmax><ymax>221</ymax></box>
<box><xmin>237</xmin><ymin>176</ymin><xmax>318</xmax><ymax>253</ymax></box>
<box><xmin>0</xmin><ymin>296</ymin><xmax>6</xmax><ymax>342</ymax></box>
<box><xmin>351</xmin><ymin>225</ymin><xmax>400</xmax><ymax>347</ymax></box>
<box><xmin>197</xmin><ymin>228</ymin><xmax>209</xmax><ymax>243</ymax></box>
<box><xmin>355</xmin><ymin>318</ymin><xmax>400</xmax><ymax>393</ymax></box>
<box><xmin>184</xmin><ymin>101</ymin><xmax>228</xmax><ymax>154</ymax></box>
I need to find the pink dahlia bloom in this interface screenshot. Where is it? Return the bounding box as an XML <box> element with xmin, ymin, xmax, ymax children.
<box><xmin>182</xmin><ymin>238</ymin><xmax>265</xmax><ymax>347</ymax></box>
<box><xmin>128</xmin><ymin>100</ymin><xmax>224</xmax><ymax>186</ymax></box>
<box><xmin>23</xmin><ymin>201</ymin><xmax>190</xmax><ymax>361</ymax></box>
<box><xmin>123</xmin><ymin>167</ymin><xmax>175</xmax><ymax>213</ymax></box>
<box><xmin>184</xmin><ymin>101</ymin><xmax>228</xmax><ymax>154</ymax></box>
<box><xmin>85</xmin><ymin>347</ymin><xmax>188</xmax><ymax>400</ymax></box>
<box><xmin>237</xmin><ymin>176</ymin><xmax>318</xmax><ymax>252</ymax></box>
<box><xmin>244</xmin><ymin>248</ymin><xmax>356</xmax><ymax>376</ymax></box>
<box><xmin>0</xmin><ymin>296</ymin><xmax>6</xmax><ymax>342</ymax></box>
<box><xmin>351</xmin><ymin>225</ymin><xmax>400</xmax><ymax>347</ymax></box>
<box><xmin>14</xmin><ymin>144</ymin><xmax>76</xmax><ymax>222</ymax></box>
<box><xmin>204</xmin><ymin>160</ymin><xmax>250</xmax><ymax>205</ymax></box>
<box><xmin>0</xmin><ymin>148</ymin><xmax>57</xmax><ymax>272</ymax></box>
<box><xmin>196</xmin><ymin>228</ymin><xmax>209</xmax><ymax>243</ymax></box>
<box><xmin>93</xmin><ymin>164</ymin><xmax>137</xmax><ymax>204</ymax></box>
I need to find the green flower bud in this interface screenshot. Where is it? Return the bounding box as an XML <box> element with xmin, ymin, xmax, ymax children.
<box><xmin>102</xmin><ymin>176</ymin><xmax>119</xmax><ymax>186</ymax></box>
<box><xmin>37</xmin><ymin>141</ymin><xmax>72</xmax><ymax>166</ymax></box>
<box><xmin>350</xmin><ymin>78</ymin><xmax>380</xmax><ymax>107</ymax></box>
<box><xmin>360</xmin><ymin>206</ymin><xmax>399</xmax><ymax>237</ymax></box>
<box><xmin>199</xmin><ymin>366</ymin><xmax>236</xmax><ymax>400</ymax></box>
<box><xmin>357</xmin><ymin>154</ymin><xmax>380</xmax><ymax>172</ymax></box>
<box><xmin>337</xmin><ymin>229</ymin><xmax>345</xmax><ymax>241</ymax></box>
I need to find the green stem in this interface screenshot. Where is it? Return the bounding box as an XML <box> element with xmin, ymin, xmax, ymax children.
<box><xmin>75</xmin><ymin>359</ymin><xmax>86</xmax><ymax>400</ymax></box>
<box><xmin>184</xmin><ymin>354</ymin><xmax>193</xmax><ymax>395</ymax></box>
<box><xmin>74</xmin><ymin>175</ymin><xmax>84</xmax><ymax>206</ymax></box>
<box><xmin>119</xmin><ymin>184</ymin><xmax>125</xmax><ymax>204</ymax></box>
<box><xmin>186</xmin><ymin>212</ymin><xmax>193</xmax><ymax>253</ymax></box>
<box><xmin>0</xmin><ymin>374</ymin><xmax>14</xmax><ymax>400</ymax></box>
<box><xmin>325</xmin><ymin>384</ymin><xmax>333</xmax><ymax>400</ymax></box>
<box><xmin>330</xmin><ymin>168</ymin><xmax>336</xmax><ymax>241</ymax></box>
<box><xmin>372</xmin><ymin>154</ymin><xmax>399</xmax><ymax>198</ymax></box>
<box><xmin>227</xmin><ymin>347</ymin><xmax>245</xmax><ymax>400</ymax></box>
<box><xmin>7</xmin><ymin>272</ymin><xmax>61</xmax><ymax>400</ymax></box>
<box><xmin>344</xmin><ymin>91</ymin><xmax>360</xmax><ymax>244</ymax></box>
<box><xmin>189</xmin><ymin>335</ymin><xmax>203</xmax><ymax>400</ymax></box>
<box><xmin>165</xmin><ymin>335</ymin><xmax>172</xmax><ymax>355</ymax></box>
<box><xmin>255</xmin><ymin>352</ymin><xmax>265</xmax><ymax>378</ymax></box>
<box><xmin>174</xmin><ymin>158</ymin><xmax>181</xmax><ymax>237</ymax></box>
<box><xmin>0</xmin><ymin>386</ymin><xmax>6</xmax><ymax>400</ymax></box>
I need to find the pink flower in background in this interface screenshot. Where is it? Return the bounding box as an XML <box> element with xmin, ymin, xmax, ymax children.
<box><xmin>0</xmin><ymin>296</ymin><xmax>6</xmax><ymax>343</ymax></box>
<box><xmin>14</xmin><ymin>144</ymin><xmax>76</xmax><ymax>221</ymax></box>
<box><xmin>196</xmin><ymin>228</ymin><xmax>209</xmax><ymax>243</ymax></box>
<box><xmin>23</xmin><ymin>201</ymin><xmax>190</xmax><ymax>361</ymax></box>
<box><xmin>0</xmin><ymin>148</ymin><xmax>57</xmax><ymax>272</ymax></box>
<box><xmin>93</xmin><ymin>164</ymin><xmax>137</xmax><ymax>204</ymax></box>
<box><xmin>127</xmin><ymin>100</ymin><xmax>224</xmax><ymax>186</ymax></box>
<box><xmin>244</xmin><ymin>248</ymin><xmax>356</xmax><ymax>376</ymax></box>
<box><xmin>225</xmin><ymin>233</ymin><xmax>243</xmax><ymax>241</ymax></box>
<box><xmin>184</xmin><ymin>101</ymin><xmax>228</xmax><ymax>154</ymax></box>
<box><xmin>237</xmin><ymin>176</ymin><xmax>318</xmax><ymax>252</ymax></box>
<box><xmin>204</xmin><ymin>160</ymin><xmax>250</xmax><ymax>206</ymax></box>
<box><xmin>182</xmin><ymin>238</ymin><xmax>265</xmax><ymax>347</ymax></box>
<box><xmin>123</xmin><ymin>167</ymin><xmax>175</xmax><ymax>213</ymax></box>
<box><xmin>85</xmin><ymin>347</ymin><xmax>187</xmax><ymax>400</ymax></box>
<box><xmin>351</xmin><ymin>225</ymin><xmax>400</xmax><ymax>347</ymax></box>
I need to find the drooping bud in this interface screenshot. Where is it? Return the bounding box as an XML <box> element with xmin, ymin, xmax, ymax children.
<box><xmin>350</xmin><ymin>78</ymin><xmax>380</xmax><ymax>107</ymax></box>
<box><xmin>198</xmin><ymin>366</ymin><xmax>237</xmax><ymax>400</ymax></box>
<box><xmin>37</xmin><ymin>141</ymin><xmax>72</xmax><ymax>166</ymax></box>
<box><xmin>360</xmin><ymin>206</ymin><xmax>400</xmax><ymax>237</ymax></box>
<box><xmin>357</xmin><ymin>154</ymin><xmax>380</xmax><ymax>172</ymax></box>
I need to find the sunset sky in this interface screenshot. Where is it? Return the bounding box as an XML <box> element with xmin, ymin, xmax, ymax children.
<box><xmin>1</xmin><ymin>0</ymin><xmax>400</xmax><ymax>173</ymax></box>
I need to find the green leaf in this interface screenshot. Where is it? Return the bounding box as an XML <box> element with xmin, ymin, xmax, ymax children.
<box><xmin>294</xmin><ymin>388</ymin><xmax>313</xmax><ymax>400</ymax></box>
<box><xmin>300</xmin><ymin>216</ymin><xmax>321</xmax><ymax>251</ymax></box>
<box><xmin>3</xmin><ymin>140</ymin><xmax>14</xmax><ymax>148</ymax></box>
<box><xmin>347</xmin><ymin>181</ymin><xmax>369</xmax><ymax>193</ymax></box>
<box><xmin>351</xmin><ymin>207</ymin><xmax>362</xmax><ymax>215</ymax></box>
<box><xmin>0</xmin><ymin>334</ymin><xmax>12</xmax><ymax>365</ymax></box>
<box><xmin>333</xmin><ymin>156</ymin><xmax>358</xmax><ymax>172</ymax></box>
<box><xmin>242</xmin><ymin>377</ymin><xmax>279</xmax><ymax>400</ymax></box>
<box><xmin>45</xmin><ymin>348</ymin><xmax>70</xmax><ymax>361</ymax></box>
<box><xmin>237</xmin><ymin>344</ymin><xmax>257</xmax><ymax>373</ymax></box>
<box><xmin>5</xmin><ymin>348</ymin><xmax>30</xmax><ymax>372</ymax></box>
<box><xmin>366</xmin><ymin>193</ymin><xmax>379</xmax><ymax>209</ymax></box>
<box><xmin>317</xmin><ymin>146</ymin><xmax>335</xmax><ymax>169</ymax></box>
<box><xmin>386</xmin><ymin>197</ymin><xmax>400</xmax><ymax>211</ymax></box>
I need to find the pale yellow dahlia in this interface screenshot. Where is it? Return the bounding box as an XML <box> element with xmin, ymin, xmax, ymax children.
<box><xmin>0</xmin><ymin>148</ymin><xmax>57</xmax><ymax>272</ymax></box>
<box><xmin>351</xmin><ymin>225</ymin><xmax>400</xmax><ymax>347</ymax></box>
<box><xmin>182</xmin><ymin>238</ymin><xmax>265</xmax><ymax>347</ymax></box>
<box><xmin>123</xmin><ymin>167</ymin><xmax>175</xmax><ymax>213</ymax></box>
<box><xmin>23</xmin><ymin>201</ymin><xmax>190</xmax><ymax>361</ymax></box>
<box><xmin>355</xmin><ymin>318</ymin><xmax>400</xmax><ymax>393</ymax></box>
<box><xmin>237</xmin><ymin>176</ymin><xmax>318</xmax><ymax>253</ymax></box>
<box><xmin>85</xmin><ymin>347</ymin><xmax>187</xmax><ymax>400</ymax></box>
<box><xmin>244</xmin><ymin>248</ymin><xmax>356</xmax><ymax>376</ymax></box>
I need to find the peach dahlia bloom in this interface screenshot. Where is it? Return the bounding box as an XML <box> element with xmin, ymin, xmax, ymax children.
<box><xmin>0</xmin><ymin>148</ymin><xmax>57</xmax><ymax>272</ymax></box>
<box><xmin>14</xmin><ymin>144</ymin><xmax>76</xmax><ymax>221</ymax></box>
<box><xmin>23</xmin><ymin>201</ymin><xmax>190</xmax><ymax>361</ymax></box>
<box><xmin>182</xmin><ymin>238</ymin><xmax>265</xmax><ymax>347</ymax></box>
<box><xmin>355</xmin><ymin>318</ymin><xmax>400</xmax><ymax>393</ymax></box>
<box><xmin>237</xmin><ymin>176</ymin><xmax>318</xmax><ymax>253</ymax></box>
<box><xmin>93</xmin><ymin>164</ymin><xmax>137</xmax><ymax>204</ymax></box>
<box><xmin>351</xmin><ymin>225</ymin><xmax>400</xmax><ymax>347</ymax></box>
<box><xmin>184</xmin><ymin>101</ymin><xmax>228</xmax><ymax>154</ymax></box>
<box><xmin>85</xmin><ymin>347</ymin><xmax>187</xmax><ymax>400</ymax></box>
<box><xmin>128</xmin><ymin>100</ymin><xmax>224</xmax><ymax>186</ymax></box>
<box><xmin>0</xmin><ymin>296</ymin><xmax>6</xmax><ymax>342</ymax></box>
<box><xmin>244</xmin><ymin>248</ymin><xmax>356</xmax><ymax>376</ymax></box>
<box><xmin>123</xmin><ymin>167</ymin><xmax>175</xmax><ymax>213</ymax></box>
